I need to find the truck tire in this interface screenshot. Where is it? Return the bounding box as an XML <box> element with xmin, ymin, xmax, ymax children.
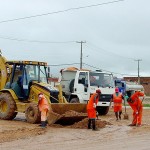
<box><xmin>96</xmin><ymin>106</ymin><xmax>109</xmax><ymax>115</ymax></box>
<box><xmin>0</xmin><ymin>93</ymin><xmax>17</xmax><ymax>120</ymax></box>
<box><xmin>70</xmin><ymin>97</ymin><xmax>79</xmax><ymax>103</ymax></box>
<box><xmin>25</xmin><ymin>103</ymin><xmax>41</xmax><ymax>124</ymax></box>
<box><xmin>69</xmin><ymin>79</ymin><xmax>75</xmax><ymax>93</ymax></box>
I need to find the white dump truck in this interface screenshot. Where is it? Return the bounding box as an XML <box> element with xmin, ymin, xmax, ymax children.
<box><xmin>58</xmin><ymin>67</ymin><xmax>115</xmax><ymax>115</ymax></box>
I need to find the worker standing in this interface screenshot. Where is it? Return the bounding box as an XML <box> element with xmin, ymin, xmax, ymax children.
<box><xmin>87</xmin><ymin>89</ymin><xmax>101</xmax><ymax>131</ymax></box>
<box><xmin>38</xmin><ymin>93</ymin><xmax>50</xmax><ymax>128</ymax></box>
<box><xmin>111</xmin><ymin>87</ymin><xmax>124</xmax><ymax>121</ymax></box>
<box><xmin>127</xmin><ymin>91</ymin><xmax>144</xmax><ymax>127</ymax></box>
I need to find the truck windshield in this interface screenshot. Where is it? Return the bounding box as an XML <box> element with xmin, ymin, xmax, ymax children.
<box><xmin>89</xmin><ymin>72</ymin><xmax>115</xmax><ymax>87</ymax></box>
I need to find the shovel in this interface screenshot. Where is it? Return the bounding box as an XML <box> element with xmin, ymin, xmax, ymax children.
<box><xmin>123</xmin><ymin>96</ymin><xmax>129</xmax><ymax>120</ymax></box>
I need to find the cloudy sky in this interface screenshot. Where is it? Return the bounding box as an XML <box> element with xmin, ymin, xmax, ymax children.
<box><xmin>0</xmin><ymin>0</ymin><xmax>150</xmax><ymax>77</ymax></box>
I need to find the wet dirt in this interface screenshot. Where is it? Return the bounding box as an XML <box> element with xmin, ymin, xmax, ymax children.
<box><xmin>0</xmin><ymin>107</ymin><xmax>150</xmax><ymax>150</ymax></box>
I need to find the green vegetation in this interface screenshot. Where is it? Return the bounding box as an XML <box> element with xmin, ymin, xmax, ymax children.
<box><xmin>143</xmin><ymin>104</ymin><xmax>150</xmax><ymax>107</ymax></box>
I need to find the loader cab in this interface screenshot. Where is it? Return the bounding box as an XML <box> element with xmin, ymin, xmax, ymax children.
<box><xmin>5</xmin><ymin>61</ymin><xmax>48</xmax><ymax>99</ymax></box>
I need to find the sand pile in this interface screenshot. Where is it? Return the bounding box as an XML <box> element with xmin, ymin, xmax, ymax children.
<box><xmin>67</xmin><ymin>118</ymin><xmax>112</xmax><ymax>129</ymax></box>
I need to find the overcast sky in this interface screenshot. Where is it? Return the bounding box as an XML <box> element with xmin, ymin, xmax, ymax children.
<box><xmin>0</xmin><ymin>0</ymin><xmax>150</xmax><ymax>78</ymax></box>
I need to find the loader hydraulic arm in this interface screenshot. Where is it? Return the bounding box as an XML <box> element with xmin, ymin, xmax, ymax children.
<box><xmin>0</xmin><ymin>54</ymin><xmax>9</xmax><ymax>90</ymax></box>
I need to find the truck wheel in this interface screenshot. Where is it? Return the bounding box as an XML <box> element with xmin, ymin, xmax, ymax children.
<box><xmin>0</xmin><ymin>93</ymin><xmax>17</xmax><ymax>120</ymax></box>
<box><xmin>70</xmin><ymin>98</ymin><xmax>79</xmax><ymax>103</ymax></box>
<box><xmin>96</xmin><ymin>106</ymin><xmax>109</xmax><ymax>115</ymax></box>
<box><xmin>25</xmin><ymin>103</ymin><xmax>41</xmax><ymax>124</ymax></box>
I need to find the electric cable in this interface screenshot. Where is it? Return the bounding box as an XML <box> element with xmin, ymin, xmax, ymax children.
<box><xmin>0</xmin><ymin>0</ymin><xmax>124</xmax><ymax>24</ymax></box>
<box><xmin>87</xmin><ymin>41</ymin><xmax>135</xmax><ymax>60</ymax></box>
<box><xmin>0</xmin><ymin>36</ymin><xmax>76</xmax><ymax>43</ymax></box>
<box><xmin>83</xmin><ymin>63</ymin><xmax>138</xmax><ymax>76</ymax></box>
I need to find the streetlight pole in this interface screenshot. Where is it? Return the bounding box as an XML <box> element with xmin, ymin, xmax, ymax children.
<box><xmin>134</xmin><ymin>59</ymin><xmax>142</xmax><ymax>84</ymax></box>
<box><xmin>76</xmin><ymin>41</ymin><xmax>86</xmax><ymax>69</ymax></box>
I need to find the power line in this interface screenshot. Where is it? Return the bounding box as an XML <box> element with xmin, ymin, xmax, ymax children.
<box><xmin>0</xmin><ymin>36</ymin><xmax>76</xmax><ymax>43</ymax></box>
<box><xmin>48</xmin><ymin>63</ymin><xmax>80</xmax><ymax>67</ymax></box>
<box><xmin>47</xmin><ymin>62</ymin><xmax>139</xmax><ymax>76</ymax></box>
<box><xmin>83</xmin><ymin>63</ymin><xmax>137</xmax><ymax>76</ymax></box>
<box><xmin>87</xmin><ymin>42</ymin><xmax>135</xmax><ymax>60</ymax></box>
<box><xmin>0</xmin><ymin>0</ymin><xmax>124</xmax><ymax>24</ymax></box>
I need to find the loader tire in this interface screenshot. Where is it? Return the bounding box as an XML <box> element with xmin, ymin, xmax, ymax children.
<box><xmin>70</xmin><ymin>97</ymin><xmax>79</xmax><ymax>103</ymax></box>
<box><xmin>96</xmin><ymin>106</ymin><xmax>109</xmax><ymax>115</ymax></box>
<box><xmin>25</xmin><ymin>103</ymin><xmax>41</xmax><ymax>124</ymax></box>
<box><xmin>0</xmin><ymin>93</ymin><xmax>17</xmax><ymax>120</ymax></box>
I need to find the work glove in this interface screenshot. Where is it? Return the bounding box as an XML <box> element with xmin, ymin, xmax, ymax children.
<box><xmin>135</xmin><ymin>111</ymin><xmax>138</xmax><ymax>115</ymax></box>
<box><xmin>124</xmin><ymin>95</ymin><xmax>129</xmax><ymax>100</ymax></box>
<box><xmin>93</xmin><ymin>103</ymin><xmax>96</xmax><ymax>108</ymax></box>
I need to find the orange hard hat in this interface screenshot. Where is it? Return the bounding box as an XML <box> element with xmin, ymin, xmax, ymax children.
<box><xmin>96</xmin><ymin>89</ymin><xmax>101</xmax><ymax>93</ymax></box>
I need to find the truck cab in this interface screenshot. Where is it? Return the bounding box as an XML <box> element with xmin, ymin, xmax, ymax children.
<box><xmin>114</xmin><ymin>79</ymin><xmax>144</xmax><ymax>97</ymax></box>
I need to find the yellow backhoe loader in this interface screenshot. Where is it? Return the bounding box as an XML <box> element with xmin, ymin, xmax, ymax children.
<box><xmin>0</xmin><ymin>51</ymin><xmax>87</xmax><ymax>124</ymax></box>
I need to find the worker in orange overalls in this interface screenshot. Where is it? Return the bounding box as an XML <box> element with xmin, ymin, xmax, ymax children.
<box><xmin>38</xmin><ymin>93</ymin><xmax>50</xmax><ymax>128</ymax></box>
<box><xmin>127</xmin><ymin>91</ymin><xmax>144</xmax><ymax>127</ymax></box>
<box><xmin>87</xmin><ymin>89</ymin><xmax>101</xmax><ymax>131</ymax></box>
<box><xmin>111</xmin><ymin>87</ymin><xmax>124</xmax><ymax>121</ymax></box>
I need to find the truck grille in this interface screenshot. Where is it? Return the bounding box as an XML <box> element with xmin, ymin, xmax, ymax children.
<box><xmin>100</xmin><ymin>94</ymin><xmax>112</xmax><ymax>102</ymax></box>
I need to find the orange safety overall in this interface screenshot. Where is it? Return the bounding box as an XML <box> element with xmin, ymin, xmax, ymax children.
<box><xmin>38</xmin><ymin>95</ymin><xmax>50</xmax><ymax>121</ymax></box>
<box><xmin>87</xmin><ymin>93</ymin><xmax>99</xmax><ymax>119</ymax></box>
<box><xmin>128</xmin><ymin>91</ymin><xmax>144</xmax><ymax>125</ymax></box>
<box><xmin>113</xmin><ymin>93</ymin><xmax>123</xmax><ymax>112</ymax></box>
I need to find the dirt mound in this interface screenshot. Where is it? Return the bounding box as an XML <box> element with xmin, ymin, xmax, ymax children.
<box><xmin>62</xmin><ymin>110</ymin><xmax>87</xmax><ymax>117</ymax></box>
<box><xmin>67</xmin><ymin>118</ymin><xmax>112</xmax><ymax>129</ymax></box>
<box><xmin>48</xmin><ymin>110</ymin><xmax>111</xmax><ymax>128</ymax></box>
<box><xmin>49</xmin><ymin>118</ymin><xmax>112</xmax><ymax>129</ymax></box>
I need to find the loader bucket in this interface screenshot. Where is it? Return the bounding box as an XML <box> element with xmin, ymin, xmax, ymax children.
<box><xmin>47</xmin><ymin>103</ymin><xmax>87</xmax><ymax>125</ymax></box>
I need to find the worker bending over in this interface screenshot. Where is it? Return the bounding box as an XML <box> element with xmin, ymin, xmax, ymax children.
<box><xmin>38</xmin><ymin>93</ymin><xmax>50</xmax><ymax>128</ymax></box>
<box><xmin>127</xmin><ymin>91</ymin><xmax>144</xmax><ymax>127</ymax></box>
<box><xmin>87</xmin><ymin>89</ymin><xmax>101</xmax><ymax>131</ymax></box>
<box><xmin>111</xmin><ymin>87</ymin><xmax>124</xmax><ymax>121</ymax></box>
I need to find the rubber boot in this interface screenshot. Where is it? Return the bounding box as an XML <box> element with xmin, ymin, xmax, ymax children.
<box><xmin>88</xmin><ymin>119</ymin><xmax>92</xmax><ymax>129</ymax></box>
<box><xmin>115</xmin><ymin>112</ymin><xmax>119</xmax><ymax>121</ymax></box>
<box><xmin>92</xmin><ymin>119</ymin><xmax>99</xmax><ymax>131</ymax></box>
<box><xmin>119</xmin><ymin>111</ymin><xmax>122</xmax><ymax>120</ymax></box>
<box><xmin>41</xmin><ymin>121</ymin><xmax>46</xmax><ymax>128</ymax></box>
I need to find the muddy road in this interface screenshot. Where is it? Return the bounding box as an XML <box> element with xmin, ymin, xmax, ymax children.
<box><xmin>0</xmin><ymin>107</ymin><xmax>150</xmax><ymax>150</ymax></box>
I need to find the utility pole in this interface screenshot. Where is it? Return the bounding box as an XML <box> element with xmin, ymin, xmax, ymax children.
<box><xmin>76</xmin><ymin>41</ymin><xmax>86</xmax><ymax>69</ymax></box>
<box><xmin>134</xmin><ymin>59</ymin><xmax>142</xmax><ymax>84</ymax></box>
